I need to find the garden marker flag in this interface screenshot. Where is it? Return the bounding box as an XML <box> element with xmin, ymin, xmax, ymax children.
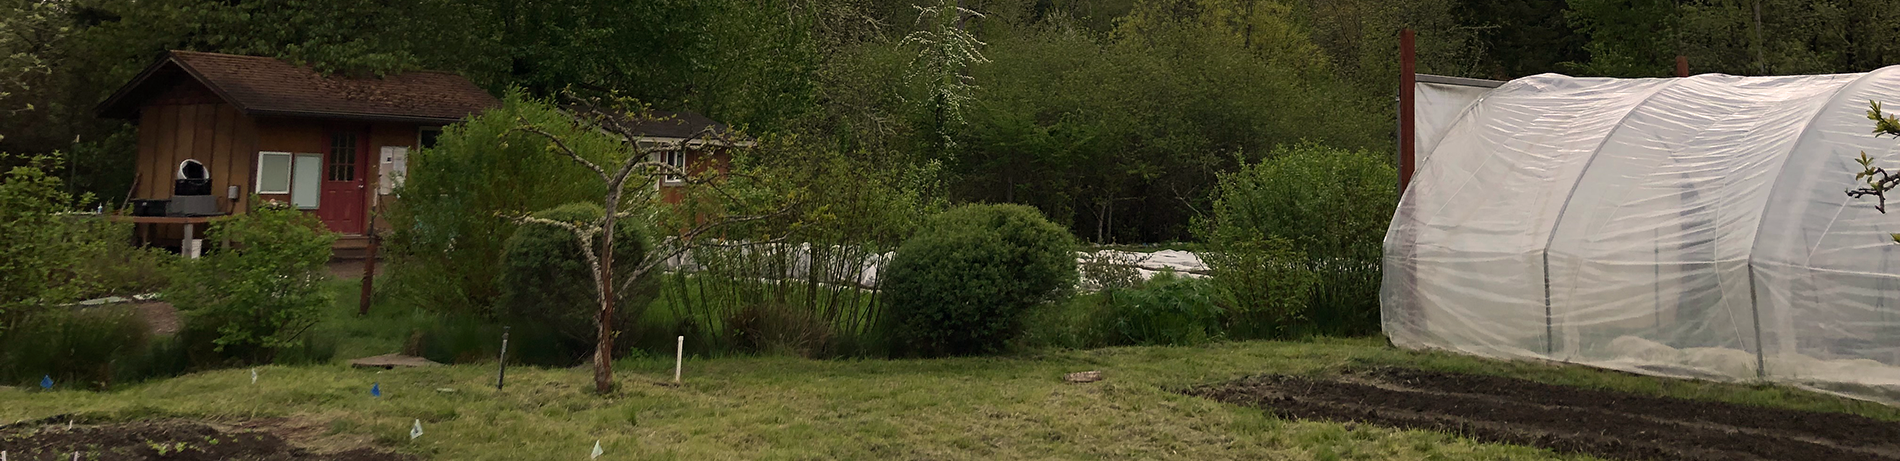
<box><xmin>40</xmin><ymin>375</ymin><xmax>51</xmax><ymax>389</ymax></box>
<box><xmin>371</xmin><ymin>382</ymin><xmax>382</xmax><ymax>397</ymax></box>
<box><xmin>410</xmin><ymin>419</ymin><xmax>423</xmax><ymax>440</ymax></box>
<box><xmin>591</xmin><ymin>440</ymin><xmax>603</xmax><ymax>459</ymax></box>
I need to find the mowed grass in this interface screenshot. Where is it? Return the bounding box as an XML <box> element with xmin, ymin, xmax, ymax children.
<box><xmin>7</xmin><ymin>335</ymin><xmax>1900</xmax><ymax>460</ymax></box>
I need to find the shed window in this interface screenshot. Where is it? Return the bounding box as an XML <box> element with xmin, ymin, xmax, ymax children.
<box><xmin>419</xmin><ymin>127</ymin><xmax>443</xmax><ymax>149</ymax></box>
<box><xmin>256</xmin><ymin>152</ymin><xmax>293</xmax><ymax>194</ymax></box>
<box><xmin>292</xmin><ymin>154</ymin><xmax>322</xmax><ymax>209</ymax></box>
<box><xmin>659</xmin><ymin>149</ymin><xmax>686</xmax><ymax>183</ymax></box>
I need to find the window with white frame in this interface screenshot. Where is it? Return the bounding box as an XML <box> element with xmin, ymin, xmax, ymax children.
<box><xmin>256</xmin><ymin>151</ymin><xmax>324</xmax><ymax>209</ymax></box>
<box><xmin>256</xmin><ymin>152</ymin><xmax>293</xmax><ymax>194</ymax></box>
<box><xmin>658</xmin><ymin>149</ymin><xmax>686</xmax><ymax>183</ymax></box>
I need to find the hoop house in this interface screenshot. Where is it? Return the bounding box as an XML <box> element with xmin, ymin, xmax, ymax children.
<box><xmin>1384</xmin><ymin>69</ymin><xmax>1900</xmax><ymax>402</ymax></box>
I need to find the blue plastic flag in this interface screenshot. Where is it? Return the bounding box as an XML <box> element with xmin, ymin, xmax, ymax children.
<box><xmin>40</xmin><ymin>375</ymin><xmax>52</xmax><ymax>389</ymax></box>
<box><xmin>371</xmin><ymin>382</ymin><xmax>382</xmax><ymax>397</ymax></box>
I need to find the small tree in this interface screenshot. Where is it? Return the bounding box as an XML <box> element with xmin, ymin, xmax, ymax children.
<box><xmin>505</xmin><ymin>95</ymin><xmax>799</xmax><ymax>393</ymax></box>
<box><xmin>1852</xmin><ymin>101</ymin><xmax>1900</xmax><ymax>231</ymax></box>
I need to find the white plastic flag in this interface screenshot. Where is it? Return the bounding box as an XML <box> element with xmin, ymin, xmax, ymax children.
<box><xmin>251</xmin><ymin>368</ymin><xmax>258</xmax><ymax>384</ymax></box>
<box><xmin>410</xmin><ymin>419</ymin><xmax>424</xmax><ymax>440</ymax></box>
<box><xmin>591</xmin><ymin>440</ymin><xmax>603</xmax><ymax>459</ymax></box>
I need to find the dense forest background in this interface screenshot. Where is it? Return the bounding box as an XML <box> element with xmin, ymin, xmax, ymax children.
<box><xmin>5</xmin><ymin>0</ymin><xmax>1898</xmax><ymax>243</ymax></box>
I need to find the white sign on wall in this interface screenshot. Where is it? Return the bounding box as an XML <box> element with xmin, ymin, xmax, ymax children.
<box><xmin>379</xmin><ymin>146</ymin><xmax>409</xmax><ymax>195</ymax></box>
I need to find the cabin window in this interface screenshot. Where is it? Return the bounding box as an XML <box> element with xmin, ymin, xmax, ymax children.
<box><xmin>329</xmin><ymin>133</ymin><xmax>358</xmax><ymax>181</ymax></box>
<box><xmin>292</xmin><ymin>154</ymin><xmax>323</xmax><ymax>209</ymax></box>
<box><xmin>256</xmin><ymin>151</ymin><xmax>324</xmax><ymax>209</ymax></box>
<box><xmin>419</xmin><ymin>127</ymin><xmax>443</xmax><ymax>149</ymax></box>
<box><xmin>256</xmin><ymin>152</ymin><xmax>293</xmax><ymax>194</ymax></box>
<box><xmin>659</xmin><ymin>149</ymin><xmax>686</xmax><ymax>183</ymax></box>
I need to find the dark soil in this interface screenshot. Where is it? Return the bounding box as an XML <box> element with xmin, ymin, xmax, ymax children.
<box><xmin>1185</xmin><ymin>367</ymin><xmax>1900</xmax><ymax>461</ymax></box>
<box><xmin>0</xmin><ymin>417</ymin><xmax>410</xmax><ymax>461</ymax></box>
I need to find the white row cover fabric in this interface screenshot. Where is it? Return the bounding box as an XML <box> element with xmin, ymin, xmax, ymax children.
<box><xmin>1384</xmin><ymin>69</ymin><xmax>1900</xmax><ymax>403</ymax></box>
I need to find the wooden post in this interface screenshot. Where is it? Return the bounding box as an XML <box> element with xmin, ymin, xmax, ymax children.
<box><xmin>1676</xmin><ymin>56</ymin><xmax>1689</xmax><ymax>78</ymax></box>
<box><xmin>1399</xmin><ymin>28</ymin><xmax>1417</xmax><ymax>193</ymax></box>
<box><xmin>358</xmin><ymin>195</ymin><xmax>379</xmax><ymax>316</ymax></box>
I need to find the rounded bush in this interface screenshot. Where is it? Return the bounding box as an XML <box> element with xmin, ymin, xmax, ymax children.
<box><xmin>881</xmin><ymin>204</ymin><xmax>1077</xmax><ymax>356</ymax></box>
<box><xmin>498</xmin><ymin>202</ymin><xmax>656</xmax><ymax>358</ymax></box>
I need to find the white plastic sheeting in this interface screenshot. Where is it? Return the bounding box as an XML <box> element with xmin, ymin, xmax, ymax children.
<box><xmin>1383</xmin><ymin>69</ymin><xmax>1900</xmax><ymax>402</ymax></box>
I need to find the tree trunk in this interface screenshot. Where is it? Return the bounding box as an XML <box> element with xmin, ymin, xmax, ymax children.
<box><xmin>595</xmin><ymin>187</ymin><xmax>619</xmax><ymax>394</ymax></box>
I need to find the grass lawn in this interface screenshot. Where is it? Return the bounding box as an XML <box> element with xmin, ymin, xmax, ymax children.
<box><xmin>8</xmin><ymin>334</ymin><xmax>1900</xmax><ymax>460</ymax></box>
<box><xmin>10</xmin><ymin>280</ymin><xmax>1900</xmax><ymax>460</ymax></box>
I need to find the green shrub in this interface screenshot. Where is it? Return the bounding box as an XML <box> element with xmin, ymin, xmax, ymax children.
<box><xmin>383</xmin><ymin>92</ymin><xmax>612</xmax><ymax>319</ymax></box>
<box><xmin>497</xmin><ymin>202</ymin><xmax>657</xmax><ymax>357</ymax></box>
<box><xmin>881</xmin><ymin>204</ymin><xmax>1077</xmax><ymax>357</ymax></box>
<box><xmin>0</xmin><ymin>306</ymin><xmax>173</xmax><ymax>389</ymax></box>
<box><xmin>1098</xmin><ymin>272</ymin><xmax>1224</xmax><ymax>346</ymax></box>
<box><xmin>1201</xmin><ymin>236</ymin><xmax>1315</xmax><ymax>339</ymax></box>
<box><xmin>68</xmin><ymin>216</ymin><xmax>173</xmax><ymax>299</ymax></box>
<box><xmin>1200</xmin><ymin>142</ymin><xmax>1394</xmax><ymax>336</ymax></box>
<box><xmin>0</xmin><ymin>152</ymin><xmax>96</xmax><ymax>329</ymax></box>
<box><xmin>165</xmin><ymin>201</ymin><xmax>337</xmax><ymax>364</ymax></box>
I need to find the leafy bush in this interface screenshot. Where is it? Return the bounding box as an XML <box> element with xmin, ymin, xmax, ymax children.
<box><xmin>881</xmin><ymin>204</ymin><xmax>1077</xmax><ymax>356</ymax></box>
<box><xmin>1200</xmin><ymin>142</ymin><xmax>1394</xmax><ymax>336</ymax></box>
<box><xmin>0</xmin><ymin>306</ymin><xmax>180</xmax><ymax>389</ymax></box>
<box><xmin>497</xmin><ymin>202</ymin><xmax>656</xmax><ymax>357</ymax></box>
<box><xmin>68</xmin><ymin>216</ymin><xmax>173</xmax><ymax>299</ymax></box>
<box><xmin>1098</xmin><ymin>272</ymin><xmax>1224</xmax><ymax>346</ymax></box>
<box><xmin>383</xmin><ymin>92</ymin><xmax>613</xmax><ymax>318</ymax></box>
<box><xmin>1201</xmin><ymin>236</ymin><xmax>1315</xmax><ymax>339</ymax></box>
<box><xmin>0</xmin><ymin>152</ymin><xmax>95</xmax><ymax>329</ymax></box>
<box><xmin>655</xmin><ymin>145</ymin><xmax>939</xmax><ymax>358</ymax></box>
<box><xmin>166</xmin><ymin>201</ymin><xmax>337</xmax><ymax>364</ymax></box>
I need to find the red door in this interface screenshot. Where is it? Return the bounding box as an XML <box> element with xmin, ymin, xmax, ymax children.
<box><xmin>319</xmin><ymin>131</ymin><xmax>367</xmax><ymax>234</ymax></box>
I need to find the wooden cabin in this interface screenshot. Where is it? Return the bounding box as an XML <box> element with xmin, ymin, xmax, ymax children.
<box><xmin>96</xmin><ymin>51</ymin><xmax>497</xmax><ymax>256</ymax></box>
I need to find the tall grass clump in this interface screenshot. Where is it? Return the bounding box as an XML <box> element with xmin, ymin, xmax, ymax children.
<box><xmin>1200</xmin><ymin>142</ymin><xmax>1394</xmax><ymax>336</ymax></box>
<box><xmin>656</xmin><ymin>147</ymin><xmax>937</xmax><ymax>358</ymax></box>
<box><xmin>0</xmin><ymin>307</ymin><xmax>188</xmax><ymax>389</ymax></box>
<box><xmin>881</xmin><ymin>204</ymin><xmax>1076</xmax><ymax>357</ymax></box>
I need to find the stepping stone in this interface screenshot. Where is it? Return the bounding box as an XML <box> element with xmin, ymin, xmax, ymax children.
<box><xmin>348</xmin><ymin>354</ymin><xmax>442</xmax><ymax>369</ymax></box>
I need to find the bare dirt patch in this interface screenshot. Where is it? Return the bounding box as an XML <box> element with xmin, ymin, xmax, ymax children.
<box><xmin>0</xmin><ymin>416</ymin><xmax>410</xmax><ymax>461</ymax></box>
<box><xmin>1185</xmin><ymin>367</ymin><xmax>1900</xmax><ymax>461</ymax></box>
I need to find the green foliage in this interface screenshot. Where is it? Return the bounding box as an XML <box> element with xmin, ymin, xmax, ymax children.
<box><xmin>1097</xmin><ymin>272</ymin><xmax>1224</xmax><ymax>346</ymax></box>
<box><xmin>497</xmin><ymin>202</ymin><xmax>656</xmax><ymax>356</ymax></box>
<box><xmin>165</xmin><ymin>202</ymin><xmax>336</xmax><ymax>364</ymax></box>
<box><xmin>656</xmin><ymin>144</ymin><xmax>940</xmax><ymax>358</ymax></box>
<box><xmin>1201</xmin><ymin>142</ymin><xmax>1394</xmax><ymax>336</ymax></box>
<box><xmin>0</xmin><ymin>306</ymin><xmax>186</xmax><ymax>389</ymax></box>
<box><xmin>384</xmin><ymin>92</ymin><xmax>611</xmax><ymax>318</ymax></box>
<box><xmin>1200</xmin><ymin>236</ymin><xmax>1314</xmax><ymax>339</ymax></box>
<box><xmin>881</xmin><ymin>204</ymin><xmax>1077</xmax><ymax>356</ymax></box>
<box><xmin>0</xmin><ymin>152</ymin><xmax>114</xmax><ymax>330</ymax></box>
<box><xmin>947</xmin><ymin>7</ymin><xmax>1390</xmax><ymax>241</ymax></box>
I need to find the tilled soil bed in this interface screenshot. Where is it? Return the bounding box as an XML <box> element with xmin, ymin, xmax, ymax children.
<box><xmin>0</xmin><ymin>416</ymin><xmax>410</xmax><ymax>461</ymax></box>
<box><xmin>1186</xmin><ymin>367</ymin><xmax>1900</xmax><ymax>461</ymax></box>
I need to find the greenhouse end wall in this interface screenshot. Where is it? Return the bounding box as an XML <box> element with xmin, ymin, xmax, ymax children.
<box><xmin>1382</xmin><ymin>68</ymin><xmax>1900</xmax><ymax>403</ymax></box>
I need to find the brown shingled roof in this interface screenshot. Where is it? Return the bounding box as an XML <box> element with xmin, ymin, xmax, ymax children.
<box><xmin>98</xmin><ymin>51</ymin><xmax>497</xmax><ymax>124</ymax></box>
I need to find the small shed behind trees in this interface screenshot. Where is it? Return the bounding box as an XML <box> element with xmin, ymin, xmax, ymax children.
<box><xmin>1385</xmin><ymin>67</ymin><xmax>1900</xmax><ymax>403</ymax></box>
<box><xmin>96</xmin><ymin>50</ymin><xmax>497</xmax><ymax>255</ymax></box>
